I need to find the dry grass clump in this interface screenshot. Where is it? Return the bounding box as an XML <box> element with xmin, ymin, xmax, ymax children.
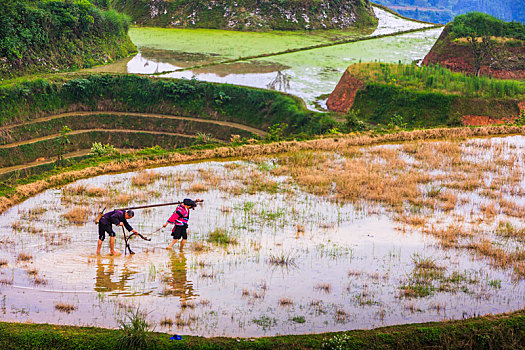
<box><xmin>85</xmin><ymin>186</ymin><xmax>107</xmax><ymax>197</ymax></box>
<box><xmin>17</xmin><ymin>252</ymin><xmax>32</xmax><ymax>262</ymax></box>
<box><xmin>314</xmin><ymin>283</ymin><xmax>331</xmax><ymax>293</ymax></box>
<box><xmin>32</xmin><ymin>276</ymin><xmax>47</xmax><ymax>285</ymax></box>
<box><xmin>115</xmin><ymin>194</ymin><xmax>132</xmax><ymax>204</ymax></box>
<box><xmin>0</xmin><ymin>260</ymin><xmax>8</xmax><ymax>267</ymax></box>
<box><xmin>496</xmin><ymin>221</ymin><xmax>525</xmax><ymax>241</ymax></box>
<box><xmin>160</xmin><ymin>318</ymin><xmax>174</xmax><ymax>327</ymax></box>
<box><xmin>62</xmin><ymin>206</ymin><xmax>89</xmax><ymax>225</ymax></box>
<box><xmin>63</xmin><ymin>184</ymin><xmax>87</xmax><ymax>196</ymax></box>
<box><xmin>268</xmin><ymin>254</ymin><xmax>296</xmax><ymax>267</ymax></box>
<box><xmin>279</xmin><ymin>297</ymin><xmax>294</xmax><ymax>306</ymax></box>
<box><xmin>27</xmin><ymin>207</ymin><xmax>47</xmax><ymax>219</ymax></box>
<box><xmin>180</xmin><ymin>301</ymin><xmax>195</xmax><ymax>309</ymax></box>
<box><xmin>0</xmin><ymin>278</ymin><xmax>13</xmax><ymax>285</ymax></box>
<box><xmin>45</xmin><ymin>233</ymin><xmax>72</xmax><ymax>246</ymax></box>
<box><xmin>200</xmin><ymin>271</ymin><xmax>215</xmax><ymax>278</ymax></box>
<box><xmin>189</xmin><ymin>182</ymin><xmax>208</xmax><ymax>192</ymax></box>
<box><xmin>131</xmin><ymin>171</ymin><xmax>158</xmax><ymax>186</ymax></box>
<box><xmin>192</xmin><ymin>241</ymin><xmax>208</xmax><ymax>253</ymax></box>
<box><xmin>11</xmin><ymin>221</ymin><xmax>23</xmax><ymax>231</ymax></box>
<box><xmin>27</xmin><ymin>268</ymin><xmax>39</xmax><ymax>276</ymax></box>
<box><xmin>55</xmin><ymin>302</ymin><xmax>77</xmax><ymax>313</ymax></box>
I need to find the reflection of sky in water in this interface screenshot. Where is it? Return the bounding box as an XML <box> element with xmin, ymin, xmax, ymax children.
<box><xmin>125</xmin><ymin>7</ymin><xmax>442</xmax><ymax>110</ymax></box>
<box><xmin>371</xmin><ymin>7</ymin><xmax>433</xmax><ymax>35</ymax></box>
<box><xmin>1</xmin><ymin>138</ymin><xmax>524</xmax><ymax>336</ymax></box>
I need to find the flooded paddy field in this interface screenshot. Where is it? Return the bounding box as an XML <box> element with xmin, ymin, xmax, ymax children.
<box><xmin>0</xmin><ymin>136</ymin><xmax>524</xmax><ymax>336</ymax></box>
<box><xmin>91</xmin><ymin>7</ymin><xmax>441</xmax><ymax>110</ymax></box>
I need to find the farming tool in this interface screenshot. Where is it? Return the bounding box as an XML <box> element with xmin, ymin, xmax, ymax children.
<box><xmin>121</xmin><ymin>226</ymin><xmax>151</xmax><ymax>255</ymax></box>
<box><xmin>94</xmin><ymin>207</ymin><xmax>106</xmax><ymax>224</ymax></box>
<box><xmin>117</xmin><ymin>199</ymin><xmax>203</xmax><ymax>254</ymax></box>
<box><xmin>117</xmin><ymin>199</ymin><xmax>203</xmax><ymax>211</ymax></box>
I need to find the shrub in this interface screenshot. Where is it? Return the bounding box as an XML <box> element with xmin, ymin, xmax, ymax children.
<box><xmin>117</xmin><ymin>309</ymin><xmax>155</xmax><ymax>350</ymax></box>
<box><xmin>90</xmin><ymin>142</ymin><xmax>119</xmax><ymax>157</ymax></box>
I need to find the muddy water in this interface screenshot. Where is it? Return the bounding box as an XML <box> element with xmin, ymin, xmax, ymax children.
<box><xmin>0</xmin><ymin>138</ymin><xmax>524</xmax><ymax>336</ymax></box>
<box><xmin>90</xmin><ymin>7</ymin><xmax>441</xmax><ymax>110</ymax></box>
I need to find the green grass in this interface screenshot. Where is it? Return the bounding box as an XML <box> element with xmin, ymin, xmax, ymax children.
<box><xmin>0</xmin><ymin>0</ymin><xmax>136</xmax><ymax>79</ymax></box>
<box><xmin>1</xmin><ymin>309</ymin><xmax>524</xmax><ymax>349</ymax></box>
<box><xmin>348</xmin><ymin>62</ymin><xmax>525</xmax><ymax>99</ymax></box>
<box><xmin>112</xmin><ymin>0</ymin><xmax>377</xmax><ymax>31</ymax></box>
<box><xmin>0</xmin><ymin>74</ymin><xmax>334</xmax><ymax>134</ymax></box>
<box><xmin>207</xmin><ymin>228</ymin><xmax>238</xmax><ymax>245</ymax></box>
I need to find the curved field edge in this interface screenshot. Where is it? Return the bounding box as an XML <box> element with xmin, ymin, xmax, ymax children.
<box><xmin>0</xmin><ymin>112</ymin><xmax>266</xmax><ymax>145</ymax></box>
<box><xmin>0</xmin><ymin>309</ymin><xmax>524</xmax><ymax>349</ymax></box>
<box><xmin>1</xmin><ymin>125</ymin><xmax>524</xmax><ymax>215</ymax></box>
<box><xmin>0</xmin><ymin>74</ymin><xmax>331</xmax><ymax>135</ymax></box>
<box><xmin>0</xmin><ymin>130</ymin><xmax>210</xmax><ymax>168</ymax></box>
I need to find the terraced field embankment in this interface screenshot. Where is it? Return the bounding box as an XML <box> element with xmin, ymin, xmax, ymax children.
<box><xmin>0</xmin><ymin>73</ymin><xmax>332</xmax><ymax>181</ymax></box>
<box><xmin>0</xmin><ymin>111</ymin><xmax>267</xmax><ymax>168</ymax></box>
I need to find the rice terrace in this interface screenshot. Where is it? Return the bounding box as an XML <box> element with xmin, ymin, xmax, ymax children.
<box><xmin>1</xmin><ymin>1</ymin><xmax>525</xmax><ymax>349</ymax></box>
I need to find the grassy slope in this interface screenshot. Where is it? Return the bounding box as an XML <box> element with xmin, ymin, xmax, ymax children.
<box><xmin>0</xmin><ymin>0</ymin><xmax>137</xmax><ymax>79</ymax></box>
<box><xmin>0</xmin><ymin>74</ymin><xmax>330</xmax><ymax>134</ymax></box>
<box><xmin>0</xmin><ymin>309</ymin><xmax>524</xmax><ymax>349</ymax></box>
<box><xmin>421</xmin><ymin>14</ymin><xmax>525</xmax><ymax>78</ymax></box>
<box><xmin>343</xmin><ymin>63</ymin><xmax>524</xmax><ymax>126</ymax></box>
<box><xmin>110</xmin><ymin>0</ymin><xmax>377</xmax><ymax>30</ymax></box>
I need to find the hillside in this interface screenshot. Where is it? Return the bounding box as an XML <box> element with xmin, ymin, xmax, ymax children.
<box><xmin>422</xmin><ymin>12</ymin><xmax>525</xmax><ymax>80</ymax></box>
<box><xmin>327</xmin><ymin>62</ymin><xmax>525</xmax><ymax>126</ymax></box>
<box><xmin>0</xmin><ymin>0</ymin><xmax>136</xmax><ymax>79</ymax></box>
<box><xmin>109</xmin><ymin>0</ymin><xmax>378</xmax><ymax>31</ymax></box>
<box><xmin>374</xmin><ymin>0</ymin><xmax>525</xmax><ymax>25</ymax></box>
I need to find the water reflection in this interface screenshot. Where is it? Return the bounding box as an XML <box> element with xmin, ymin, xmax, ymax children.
<box><xmin>267</xmin><ymin>71</ymin><xmax>291</xmax><ymax>92</ymax></box>
<box><xmin>94</xmin><ymin>257</ymin><xmax>137</xmax><ymax>294</ymax></box>
<box><xmin>165</xmin><ymin>251</ymin><xmax>196</xmax><ymax>301</ymax></box>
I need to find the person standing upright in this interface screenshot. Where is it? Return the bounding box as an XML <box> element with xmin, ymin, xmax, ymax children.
<box><xmin>163</xmin><ymin>198</ymin><xmax>199</xmax><ymax>251</ymax></box>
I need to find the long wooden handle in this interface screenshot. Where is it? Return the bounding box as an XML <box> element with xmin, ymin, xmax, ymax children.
<box><xmin>116</xmin><ymin>199</ymin><xmax>203</xmax><ymax>211</ymax></box>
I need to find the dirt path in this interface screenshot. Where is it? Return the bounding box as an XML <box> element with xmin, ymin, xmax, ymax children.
<box><xmin>0</xmin><ymin>111</ymin><xmax>267</xmax><ymax>137</ymax></box>
<box><xmin>0</xmin><ymin>150</ymin><xmax>91</xmax><ymax>175</ymax></box>
<box><xmin>0</xmin><ymin>128</ymin><xmax>208</xmax><ymax>149</ymax></box>
<box><xmin>0</xmin><ymin>149</ymin><xmax>138</xmax><ymax>176</ymax></box>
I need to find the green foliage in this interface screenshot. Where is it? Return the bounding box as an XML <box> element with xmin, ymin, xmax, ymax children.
<box><xmin>513</xmin><ymin>111</ymin><xmax>525</xmax><ymax>126</ymax></box>
<box><xmin>116</xmin><ymin>308</ymin><xmax>155</xmax><ymax>350</ymax></box>
<box><xmin>449</xmin><ymin>12</ymin><xmax>525</xmax><ymax>40</ymax></box>
<box><xmin>89</xmin><ymin>142</ymin><xmax>119</xmax><ymax>157</ymax></box>
<box><xmin>110</xmin><ymin>0</ymin><xmax>377</xmax><ymax>30</ymax></box>
<box><xmin>322</xmin><ymin>333</ymin><xmax>360</xmax><ymax>350</ymax></box>
<box><xmin>0</xmin><ymin>0</ymin><xmax>133</xmax><ymax>78</ymax></box>
<box><xmin>345</xmin><ymin>109</ymin><xmax>368</xmax><ymax>132</ymax></box>
<box><xmin>207</xmin><ymin>228</ymin><xmax>237</xmax><ymax>245</ymax></box>
<box><xmin>388</xmin><ymin>114</ymin><xmax>407</xmax><ymax>129</ymax></box>
<box><xmin>0</xmin><ymin>74</ymin><xmax>333</xmax><ymax>135</ymax></box>
<box><xmin>55</xmin><ymin>125</ymin><xmax>72</xmax><ymax>167</ymax></box>
<box><xmin>374</xmin><ymin>0</ymin><xmax>525</xmax><ymax>25</ymax></box>
<box><xmin>266</xmin><ymin>123</ymin><xmax>288</xmax><ymax>142</ymax></box>
<box><xmin>214</xmin><ymin>91</ymin><xmax>231</xmax><ymax>105</ymax></box>
<box><xmin>291</xmin><ymin>315</ymin><xmax>306</xmax><ymax>324</ymax></box>
<box><xmin>350</xmin><ymin>63</ymin><xmax>525</xmax><ymax>99</ymax></box>
<box><xmin>194</xmin><ymin>132</ymin><xmax>214</xmax><ymax>145</ymax></box>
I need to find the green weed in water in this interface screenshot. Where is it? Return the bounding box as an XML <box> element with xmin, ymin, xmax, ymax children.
<box><xmin>207</xmin><ymin>228</ymin><xmax>238</xmax><ymax>245</ymax></box>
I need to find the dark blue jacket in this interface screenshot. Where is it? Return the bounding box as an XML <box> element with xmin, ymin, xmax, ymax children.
<box><xmin>99</xmin><ymin>210</ymin><xmax>133</xmax><ymax>232</ymax></box>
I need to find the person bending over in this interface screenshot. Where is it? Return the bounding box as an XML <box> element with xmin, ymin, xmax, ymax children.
<box><xmin>97</xmin><ymin>209</ymin><xmax>139</xmax><ymax>256</ymax></box>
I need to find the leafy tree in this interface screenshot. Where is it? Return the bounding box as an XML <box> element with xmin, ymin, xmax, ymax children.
<box><xmin>55</xmin><ymin>125</ymin><xmax>72</xmax><ymax>167</ymax></box>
